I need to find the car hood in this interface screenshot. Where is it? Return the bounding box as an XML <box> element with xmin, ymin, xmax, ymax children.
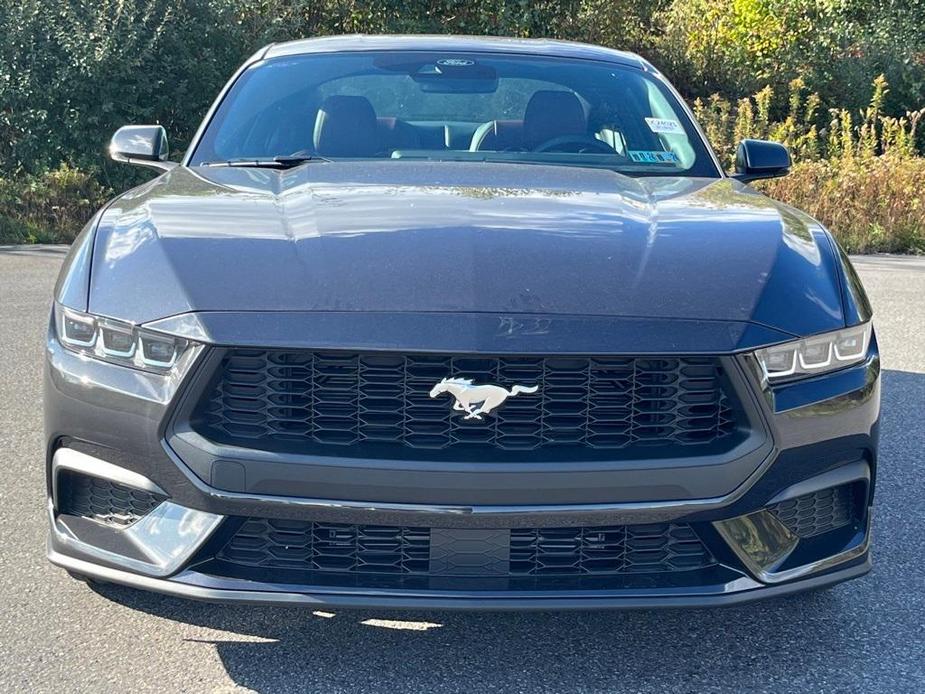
<box><xmin>89</xmin><ymin>161</ymin><xmax>844</xmax><ymax>337</ymax></box>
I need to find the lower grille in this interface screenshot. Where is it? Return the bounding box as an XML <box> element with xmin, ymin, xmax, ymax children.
<box><xmin>219</xmin><ymin>519</ymin><xmax>430</xmax><ymax>573</ymax></box>
<box><xmin>510</xmin><ymin>524</ymin><xmax>715</xmax><ymax>575</ymax></box>
<box><xmin>58</xmin><ymin>471</ymin><xmax>165</xmax><ymax>527</ymax></box>
<box><xmin>215</xmin><ymin>519</ymin><xmax>715</xmax><ymax>578</ymax></box>
<box><xmin>769</xmin><ymin>483</ymin><xmax>858</xmax><ymax>538</ymax></box>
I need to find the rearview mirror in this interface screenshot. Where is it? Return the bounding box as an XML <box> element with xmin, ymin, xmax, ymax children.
<box><xmin>412</xmin><ymin>62</ymin><xmax>498</xmax><ymax>94</ymax></box>
<box><xmin>732</xmin><ymin>139</ymin><xmax>791</xmax><ymax>183</ymax></box>
<box><xmin>109</xmin><ymin>125</ymin><xmax>175</xmax><ymax>171</ymax></box>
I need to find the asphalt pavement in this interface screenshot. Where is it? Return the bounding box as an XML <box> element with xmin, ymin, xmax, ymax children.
<box><xmin>0</xmin><ymin>246</ymin><xmax>923</xmax><ymax>694</ymax></box>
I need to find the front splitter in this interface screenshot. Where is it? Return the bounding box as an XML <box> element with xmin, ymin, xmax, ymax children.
<box><xmin>48</xmin><ymin>546</ymin><xmax>870</xmax><ymax>611</ymax></box>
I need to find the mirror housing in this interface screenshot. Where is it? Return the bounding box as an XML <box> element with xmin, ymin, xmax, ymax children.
<box><xmin>732</xmin><ymin>139</ymin><xmax>791</xmax><ymax>183</ymax></box>
<box><xmin>109</xmin><ymin>125</ymin><xmax>176</xmax><ymax>171</ymax></box>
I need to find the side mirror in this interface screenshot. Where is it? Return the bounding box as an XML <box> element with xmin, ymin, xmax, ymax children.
<box><xmin>109</xmin><ymin>125</ymin><xmax>176</xmax><ymax>171</ymax></box>
<box><xmin>732</xmin><ymin>139</ymin><xmax>791</xmax><ymax>183</ymax></box>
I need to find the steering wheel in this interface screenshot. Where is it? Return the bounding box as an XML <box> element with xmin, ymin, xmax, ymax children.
<box><xmin>533</xmin><ymin>135</ymin><xmax>618</xmax><ymax>154</ymax></box>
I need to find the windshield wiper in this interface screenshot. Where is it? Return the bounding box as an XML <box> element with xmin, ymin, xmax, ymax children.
<box><xmin>273</xmin><ymin>154</ymin><xmax>332</xmax><ymax>166</ymax></box>
<box><xmin>201</xmin><ymin>154</ymin><xmax>330</xmax><ymax>169</ymax></box>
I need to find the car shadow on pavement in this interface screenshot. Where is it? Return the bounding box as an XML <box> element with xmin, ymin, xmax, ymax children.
<box><xmin>87</xmin><ymin>369</ymin><xmax>924</xmax><ymax>693</ymax></box>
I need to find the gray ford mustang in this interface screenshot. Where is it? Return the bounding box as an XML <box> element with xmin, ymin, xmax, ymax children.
<box><xmin>46</xmin><ymin>35</ymin><xmax>879</xmax><ymax>609</ymax></box>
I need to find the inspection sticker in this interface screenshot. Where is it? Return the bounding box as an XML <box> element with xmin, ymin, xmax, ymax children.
<box><xmin>644</xmin><ymin>117</ymin><xmax>686</xmax><ymax>135</ymax></box>
<box><xmin>628</xmin><ymin>150</ymin><xmax>680</xmax><ymax>164</ymax></box>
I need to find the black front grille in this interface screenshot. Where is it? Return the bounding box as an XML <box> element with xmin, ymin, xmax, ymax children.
<box><xmin>194</xmin><ymin>350</ymin><xmax>741</xmax><ymax>457</ymax></box>
<box><xmin>219</xmin><ymin>519</ymin><xmax>430</xmax><ymax>574</ymax></box>
<box><xmin>215</xmin><ymin>519</ymin><xmax>715</xmax><ymax>578</ymax></box>
<box><xmin>769</xmin><ymin>483</ymin><xmax>859</xmax><ymax>538</ymax></box>
<box><xmin>510</xmin><ymin>524</ymin><xmax>716</xmax><ymax>575</ymax></box>
<box><xmin>58</xmin><ymin>471</ymin><xmax>166</xmax><ymax>527</ymax></box>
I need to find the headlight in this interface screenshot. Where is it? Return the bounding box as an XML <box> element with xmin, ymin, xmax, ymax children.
<box><xmin>754</xmin><ymin>322</ymin><xmax>872</xmax><ymax>383</ymax></box>
<box><xmin>54</xmin><ymin>303</ymin><xmax>201</xmax><ymax>374</ymax></box>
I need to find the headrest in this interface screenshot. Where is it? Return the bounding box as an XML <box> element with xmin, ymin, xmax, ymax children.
<box><xmin>313</xmin><ymin>95</ymin><xmax>379</xmax><ymax>157</ymax></box>
<box><xmin>377</xmin><ymin>117</ymin><xmax>422</xmax><ymax>151</ymax></box>
<box><xmin>469</xmin><ymin>120</ymin><xmax>525</xmax><ymax>151</ymax></box>
<box><xmin>523</xmin><ymin>90</ymin><xmax>586</xmax><ymax>149</ymax></box>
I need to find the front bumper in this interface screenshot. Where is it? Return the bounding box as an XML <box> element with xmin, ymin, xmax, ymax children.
<box><xmin>48</xmin><ymin>547</ymin><xmax>871</xmax><ymax>610</ymax></box>
<box><xmin>45</xmin><ymin>324</ymin><xmax>880</xmax><ymax>610</ymax></box>
<box><xmin>46</xmin><ymin>446</ymin><xmax>874</xmax><ymax>608</ymax></box>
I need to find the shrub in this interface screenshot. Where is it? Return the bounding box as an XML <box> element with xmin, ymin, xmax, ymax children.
<box><xmin>695</xmin><ymin>75</ymin><xmax>924</xmax><ymax>165</ymax></box>
<box><xmin>760</xmin><ymin>156</ymin><xmax>925</xmax><ymax>254</ymax></box>
<box><xmin>694</xmin><ymin>75</ymin><xmax>925</xmax><ymax>254</ymax></box>
<box><xmin>0</xmin><ymin>165</ymin><xmax>110</xmax><ymax>244</ymax></box>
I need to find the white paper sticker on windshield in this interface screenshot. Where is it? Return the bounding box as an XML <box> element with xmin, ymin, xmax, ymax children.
<box><xmin>645</xmin><ymin>118</ymin><xmax>685</xmax><ymax>135</ymax></box>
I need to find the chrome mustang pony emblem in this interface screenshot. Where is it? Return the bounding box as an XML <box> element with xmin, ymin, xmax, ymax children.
<box><xmin>429</xmin><ymin>378</ymin><xmax>539</xmax><ymax>420</ymax></box>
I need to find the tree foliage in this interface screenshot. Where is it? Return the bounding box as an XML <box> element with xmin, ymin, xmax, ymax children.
<box><xmin>658</xmin><ymin>0</ymin><xmax>925</xmax><ymax>113</ymax></box>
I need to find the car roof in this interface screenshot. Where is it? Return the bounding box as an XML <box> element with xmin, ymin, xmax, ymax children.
<box><xmin>259</xmin><ymin>34</ymin><xmax>649</xmax><ymax>70</ymax></box>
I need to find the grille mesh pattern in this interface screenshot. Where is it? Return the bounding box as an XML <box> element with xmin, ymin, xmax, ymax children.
<box><xmin>769</xmin><ymin>484</ymin><xmax>857</xmax><ymax>538</ymax></box>
<box><xmin>218</xmin><ymin>519</ymin><xmax>431</xmax><ymax>574</ymax></box>
<box><xmin>216</xmin><ymin>520</ymin><xmax>715</xmax><ymax>577</ymax></box>
<box><xmin>197</xmin><ymin>350</ymin><xmax>738</xmax><ymax>453</ymax></box>
<box><xmin>510</xmin><ymin>524</ymin><xmax>715</xmax><ymax>575</ymax></box>
<box><xmin>59</xmin><ymin>471</ymin><xmax>165</xmax><ymax>527</ymax></box>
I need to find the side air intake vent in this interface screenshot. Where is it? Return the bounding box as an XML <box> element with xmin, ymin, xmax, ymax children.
<box><xmin>57</xmin><ymin>470</ymin><xmax>166</xmax><ymax>527</ymax></box>
<box><xmin>769</xmin><ymin>483</ymin><xmax>860</xmax><ymax>538</ymax></box>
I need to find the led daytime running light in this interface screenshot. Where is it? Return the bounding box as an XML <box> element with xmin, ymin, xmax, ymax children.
<box><xmin>54</xmin><ymin>304</ymin><xmax>196</xmax><ymax>373</ymax></box>
<box><xmin>755</xmin><ymin>322</ymin><xmax>872</xmax><ymax>382</ymax></box>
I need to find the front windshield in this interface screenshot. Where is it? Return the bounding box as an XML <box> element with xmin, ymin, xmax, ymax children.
<box><xmin>189</xmin><ymin>51</ymin><xmax>720</xmax><ymax>177</ymax></box>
